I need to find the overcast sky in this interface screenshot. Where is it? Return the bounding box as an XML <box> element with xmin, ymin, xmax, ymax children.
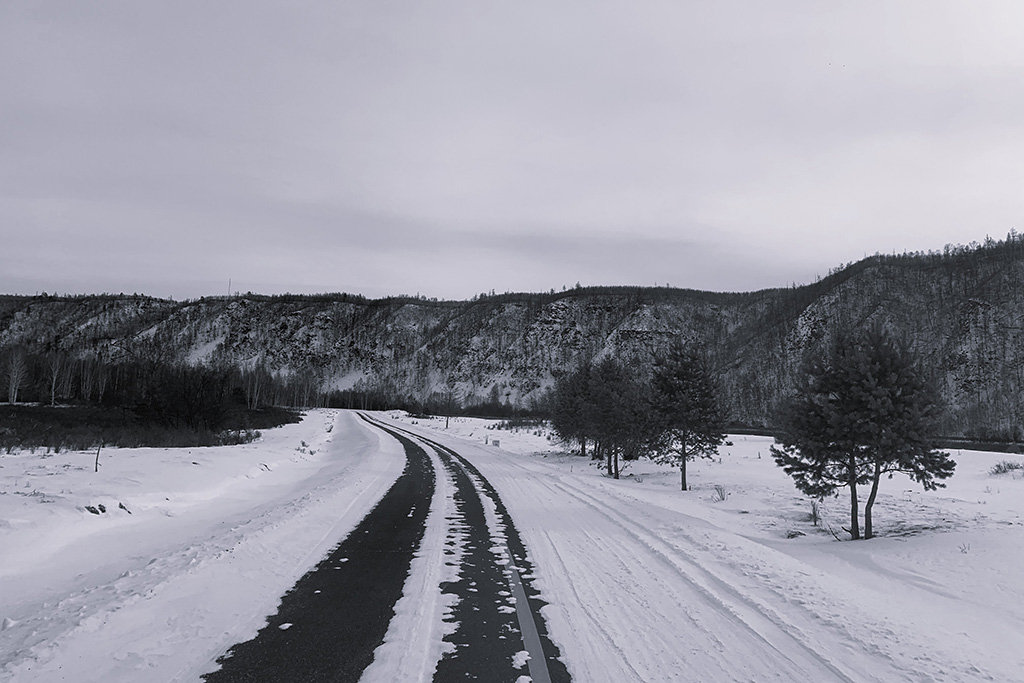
<box><xmin>3</xmin><ymin>1</ymin><xmax>1023</xmax><ymax>301</ymax></box>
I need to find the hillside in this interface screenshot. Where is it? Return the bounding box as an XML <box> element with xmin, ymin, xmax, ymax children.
<box><xmin>2</xmin><ymin>237</ymin><xmax>1023</xmax><ymax>441</ymax></box>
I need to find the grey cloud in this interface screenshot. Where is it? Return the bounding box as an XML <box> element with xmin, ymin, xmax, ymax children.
<box><xmin>3</xmin><ymin>1</ymin><xmax>1023</xmax><ymax>300</ymax></box>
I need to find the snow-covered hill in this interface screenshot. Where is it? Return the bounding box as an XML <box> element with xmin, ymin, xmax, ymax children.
<box><xmin>3</xmin><ymin>239</ymin><xmax>1024</xmax><ymax>439</ymax></box>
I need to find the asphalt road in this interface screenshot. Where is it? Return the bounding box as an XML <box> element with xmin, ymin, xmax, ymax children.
<box><xmin>202</xmin><ymin>413</ymin><xmax>570</xmax><ymax>682</ymax></box>
<box><xmin>420</xmin><ymin>430</ymin><xmax>571</xmax><ymax>683</ymax></box>
<box><xmin>201</xmin><ymin>425</ymin><xmax>434</xmax><ymax>683</ymax></box>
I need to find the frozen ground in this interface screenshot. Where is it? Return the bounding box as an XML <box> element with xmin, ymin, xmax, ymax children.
<box><xmin>390</xmin><ymin>414</ymin><xmax>1024</xmax><ymax>683</ymax></box>
<box><xmin>0</xmin><ymin>410</ymin><xmax>405</xmax><ymax>681</ymax></box>
<box><xmin>2</xmin><ymin>409</ymin><xmax>1024</xmax><ymax>682</ymax></box>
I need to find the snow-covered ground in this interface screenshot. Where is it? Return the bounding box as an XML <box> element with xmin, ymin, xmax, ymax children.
<box><xmin>2</xmin><ymin>409</ymin><xmax>1024</xmax><ymax>682</ymax></box>
<box><xmin>0</xmin><ymin>410</ymin><xmax>405</xmax><ymax>681</ymax></box>
<box><xmin>391</xmin><ymin>414</ymin><xmax>1024</xmax><ymax>683</ymax></box>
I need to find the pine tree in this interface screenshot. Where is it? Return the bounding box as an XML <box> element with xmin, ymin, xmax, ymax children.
<box><xmin>551</xmin><ymin>357</ymin><xmax>659</xmax><ymax>478</ymax></box>
<box><xmin>772</xmin><ymin>324</ymin><xmax>955</xmax><ymax>539</ymax></box>
<box><xmin>587</xmin><ymin>357</ymin><xmax>657</xmax><ymax>479</ymax></box>
<box><xmin>551</xmin><ymin>361</ymin><xmax>594</xmax><ymax>459</ymax></box>
<box><xmin>652</xmin><ymin>342</ymin><xmax>726</xmax><ymax>491</ymax></box>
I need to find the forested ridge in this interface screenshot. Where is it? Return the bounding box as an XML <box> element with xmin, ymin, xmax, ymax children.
<box><xmin>2</xmin><ymin>236</ymin><xmax>1023</xmax><ymax>442</ymax></box>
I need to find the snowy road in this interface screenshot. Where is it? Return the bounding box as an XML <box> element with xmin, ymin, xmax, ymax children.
<box><xmin>401</xmin><ymin>422</ymin><xmax>568</xmax><ymax>682</ymax></box>
<box><xmin>357</xmin><ymin>415</ymin><xmax>569</xmax><ymax>683</ymax></box>
<box><xmin>393</xmin><ymin>422</ymin><xmax>861</xmax><ymax>681</ymax></box>
<box><xmin>201</xmin><ymin>415</ymin><xmax>569</xmax><ymax>682</ymax></box>
<box><xmin>202</xmin><ymin>423</ymin><xmax>435</xmax><ymax>681</ymax></box>
<box><xmin>394</xmin><ymin>415</ymin><xmax>1024</xmax><ymax>683</ymax></box>
<box><xmin>4</xmin><ymin>409</ymin><xmax>1024</xmax><ymax>682</ymax></box>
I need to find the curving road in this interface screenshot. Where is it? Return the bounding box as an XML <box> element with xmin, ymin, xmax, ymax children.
<box><xmin>202</xmin><ymin>413</ymin><xmax>569</xmax><ymax>682</ymax></box>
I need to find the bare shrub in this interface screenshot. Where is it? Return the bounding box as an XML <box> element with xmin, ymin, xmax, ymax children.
<box><xmin>989</xmin><ymin>460</ymin><xmax>1024</xmax><ymax>475</ymax></box>
<box><xmin>810</xmin><ymin>499</ymin><xmax>821</xmax><ymax>527</ymax></box>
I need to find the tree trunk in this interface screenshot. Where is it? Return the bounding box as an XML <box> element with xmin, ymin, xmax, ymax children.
<box><xmin>7</xmin><ymin>352</ymin><xmax>27</xmax><ymax>404</ymax></box>
<box><xmin>679</xmin><ymin>436</ymin><xmax>688</xmax><ymax>491</ymax></box>
<box><xmin>613</xmin><ymin>448</ymin><xmax>620</xmax><ymax>479</ymax></box>
<box><xmin>847</xmin><ymin>453</ymin><xmax>861</xmax><ymax>540</ymax></box>
<box><xmin>864</xmin><ymin>461</ymin><xmax>883</xmax><ymax>540</ymax></box>
<box><xmin>49</xmin><ymin>355</ymin><xmax>62</xmax><ymax>406</ymax></box>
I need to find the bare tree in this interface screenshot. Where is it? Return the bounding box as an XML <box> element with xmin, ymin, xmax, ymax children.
<box><xmin>442</xmin><ymin>378</ymin><xmax>461</xmax><ymax>429</ymax></box>
<box><xmin>6</xmin><ymin>349</ymin><xmax>28</xmax><ymax>404</ymax></box>
<box><xmin>244</xmin><ymin>359</ymin><xmax>269</xmax><ymax>409</ymax></box>
<box><xmin>79</xmin><ymin>359</ymin><xmax>96</xmax><ymax>401</ymax></box>
<box><xmin>58</xmin><ymin>356</ymin><xmax>75</xmax><ymax>400</ymax></box>
<box><xmin>46</xmin><ymin>352</ymin><xmax>64</xmax><ymax>406</ymax></box>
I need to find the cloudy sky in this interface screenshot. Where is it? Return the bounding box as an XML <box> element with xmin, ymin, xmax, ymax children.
<box><xmin>3</xmin><ymin>2</ymin><xmax>1023</xmax><ymax>301</ymax></box>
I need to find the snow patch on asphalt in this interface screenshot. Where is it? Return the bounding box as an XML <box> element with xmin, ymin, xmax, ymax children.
<box><xmin>513</xmin><ymin>649</ymin><xmax>531</xmax><ymax>668</ymax></box>
<box><xmin>359</xmin><ymin>436</ymin><xmax>462</xmax><ymax>682</ymax></box>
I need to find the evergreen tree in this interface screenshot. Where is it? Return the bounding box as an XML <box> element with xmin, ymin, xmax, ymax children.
<box><xmin>551</xmin><ymin>361</ymin><xmax>594</xmax><ymax>459</ymax></box>
<box><xmin>551</xmin><ymin>357</ymin><xmax>659</xmax><ymax>478</ymax></box>
<box><xmin>651</xmin><ymin>342</ymin><xmax>726</xmax><ymax>491</ymax></box>
<box><xmin>771</xmin><ymin>324</ymin><xmax>955</xmax><ymax>539</ymax></box>
<box><xmin>587</xmin><ymin>357</ymin><xmax>658</xmax><ymax>479</ymax></box>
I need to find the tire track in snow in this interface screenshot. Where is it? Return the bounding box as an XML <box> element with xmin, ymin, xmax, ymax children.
<box><xmin>536</xmin><ymin>475</ymin><xmax>863</xmax><ymax>682</ymax></box>
<box><xmin>478</xmin><ymin>447</ymin><xmax>932</xmax><ymax>682</ymax></box>
<box><xmin>540</xmin><ymin>538</ymin><xmax>649</xmax><ymax>682</ymax></box>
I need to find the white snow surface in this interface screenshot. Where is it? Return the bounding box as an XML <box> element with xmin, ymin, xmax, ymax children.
<box><xmin>2</xmin><ymin>409</ymin><xmax>1024</xmax><ymax>682</ymax></box>
<box><xmin>390</xmin><ymin>414</ymin><xmax>1024</xmax><ymax>683</ymax></box>
<box><xmin>0</xmin><ymin>410</ymin><xmax>404</xmax><ymax>681</ymax></box>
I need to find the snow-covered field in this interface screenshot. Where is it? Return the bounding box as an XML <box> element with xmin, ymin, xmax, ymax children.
<box><xmin>390</xmin><ymin>414</ymin><xmax>1024</xmax><ymax>683</ymax></box>
<box><xmin>2</xmin><ymin>409</ymin><xmax>1024</xmax><ymax>682</ymax></box>
<box><xmin>0</xmin><ymin>411</ymin><xmax>405</xmax><ymax>681</ymax></box>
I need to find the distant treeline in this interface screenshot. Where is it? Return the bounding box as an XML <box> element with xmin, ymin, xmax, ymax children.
<box><xmin>0</xmin><ymin>349</ymin><xmax>307</xmax><ymax>449</ymax></box>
